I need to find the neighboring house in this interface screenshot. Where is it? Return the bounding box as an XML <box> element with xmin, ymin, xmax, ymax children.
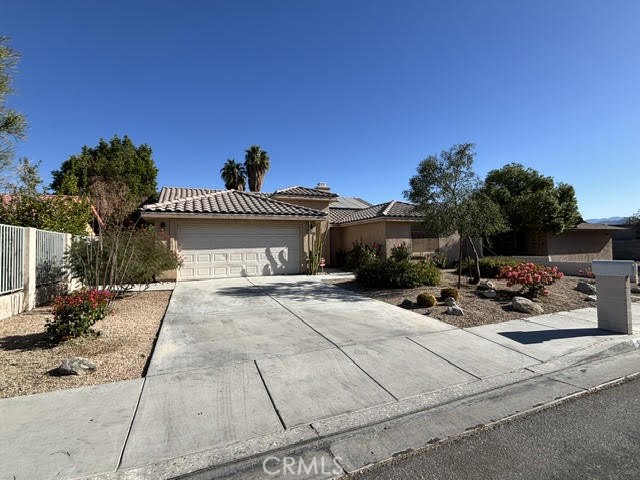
<box><xmin>608</xmin><ymin>222</ymin><xmax>640</xmax><ymax>261</ymax></box>
<box><xmin>141</xmin><ymin>184</ymin><xmax>458</xmax><ymax>280</ymax></box>
<box><xmin>521</xmin><ymin>223</ymin><xmax>623</xmax><ymax>263</ymax></box>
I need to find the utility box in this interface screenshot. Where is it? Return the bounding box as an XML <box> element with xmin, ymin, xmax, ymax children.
<box><xmin>592</xmin><ymin>260</ymin><xmax>635</xmax><ymax>334</ymax></box>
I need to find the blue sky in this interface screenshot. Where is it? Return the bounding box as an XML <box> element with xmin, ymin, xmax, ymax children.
<box><xmin>3</xmin><ymin>0</ymin><xmax>639</xmax><ymax>218</ymax></box>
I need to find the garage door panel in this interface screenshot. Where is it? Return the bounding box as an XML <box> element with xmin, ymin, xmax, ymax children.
<box><xmin>178</xmin><ymin>224</ymin><xmax>301</xmax><ymax>280</ymax></box>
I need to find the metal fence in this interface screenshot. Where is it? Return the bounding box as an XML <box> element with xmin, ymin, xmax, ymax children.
<box><xmin>0</xmin><ymin>224</ymin><xmax>25</xmax><ymax>296</ymax></box>
<box><xmin>35</xmin><ymin>229</ymin><xmax>67</xmax><ymax>286</ymax></box>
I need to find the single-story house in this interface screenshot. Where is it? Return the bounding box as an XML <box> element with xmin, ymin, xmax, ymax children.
<box><xmin>141</xmin><ymin>184</ymin><xmax>458</xmax><ymax>280</ymax></box>
<box><xmin>522</xmin><ymin>223</ymin><xmax>623</xmax><ymax>263</ymax></box>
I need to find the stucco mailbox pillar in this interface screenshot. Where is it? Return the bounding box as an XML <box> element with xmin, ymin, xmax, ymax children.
<box><xmin>592</xmin><ymin>260</ymin><xmax>635</xmax><ymax>334</ymax></box>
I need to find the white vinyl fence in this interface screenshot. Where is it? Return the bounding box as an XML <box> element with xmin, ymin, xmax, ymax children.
<box><xmin>0</xmin><ymin>224</ymin><xmax>72</xmax><ymax>320</ymax></box>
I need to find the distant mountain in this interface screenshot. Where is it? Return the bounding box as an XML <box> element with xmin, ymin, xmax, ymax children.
<box><xmin>585</xmin><ymin>216</ymin><xmax>628</xmax><ymax>225</ymax></box>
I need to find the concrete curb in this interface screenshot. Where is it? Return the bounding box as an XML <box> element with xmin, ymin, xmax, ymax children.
<box><xmin>81</xmin><ymin>342</ymin><xmax>640</xmax><ymax>480</ymax></box>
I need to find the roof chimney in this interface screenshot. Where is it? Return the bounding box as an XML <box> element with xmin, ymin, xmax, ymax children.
<box><xmin>315</xmin><ymin>182</ymin><xmax>330</xmax><ymax>192</ymax></box>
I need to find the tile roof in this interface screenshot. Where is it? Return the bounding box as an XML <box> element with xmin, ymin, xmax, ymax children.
<box><xmin>330</xmin><ymin>201</ymin><xmax>422</xmax><ymax>224</ymax></box>
<box><xmin>272</xmin><ymin>186</ymin><xmax>338</xmax><ymax>198</ymax></box>
<box><xmin>158</xmin><ymin>187</ymin><xmax>218</xmax><ymax>203</ymax></box>
<box><xmin>331</xmin><ymin>196</ymin><xmax>372</xmax><ymax>209</ymax></box>
<box><xmin>142</xmin><ymin>190</ymin><xmax>326</xmax><ymax>218</ymax></box>
<box><xmin>567</xmin><ymin>222</ymin><xmax>626</xmax><ymax>231</ymax></box>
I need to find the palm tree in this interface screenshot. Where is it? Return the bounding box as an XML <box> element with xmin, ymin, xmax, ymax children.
<box><xmin>220</xmin><ymin>159</ymin><xmax>246</xmax><ymax>191</ymax></box>
<box><xmin>244</xmin><ymin>145</ymin><xmax>270</xmax><ymax>192</ymax></box>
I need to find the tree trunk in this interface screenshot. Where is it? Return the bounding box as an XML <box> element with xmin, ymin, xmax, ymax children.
<box><xmin>467</xmin><ymin>235</ymin><xmax>481</xmax><ymax>285</ymax></box>
<box><xmin>457</xmin><ymin>236</ymin><xmax>462</xmax><ymax>289</ymax></box>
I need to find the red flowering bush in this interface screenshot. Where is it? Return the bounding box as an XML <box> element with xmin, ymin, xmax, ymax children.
<box><xmin>498</xmin><ymin>262</ymin><xmax>564</xmax><ymax>298</ymax></box>
<box><xmin>46</xmin><ymin>289</ymin><xmax>113</xmax><ymax>339</ymax></box>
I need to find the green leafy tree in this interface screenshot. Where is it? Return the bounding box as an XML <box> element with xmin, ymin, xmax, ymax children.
<box><xmin>244</xmin><ymin>145</ymin><xmax>270</xmax><ymax>192</ymax></box>
<box><xmin>0</xmin><ymin>36</ymin><xmax>27</xmax><ymax>190</ymax></box>
<box><xmin>405</xmin><ymin>143</ymin><xmax>507</xmax><ymax>286</ymax></box>
<box><xmin>483</xmin><ymin>163</ymin><xmax>582</xmax><ymax>235</ymax></box>
<box><xmin>0</xmin><ymin>158</ymin><xmax>94</xmax><ymax>234</ymax></box>
<box><xmin>627</xmin><ymin>210</ymin><xmax>640</xmax><ymax>226</ymax></box>
<box><xmin>220</xmin><ymin>158</ymin><xmax>247</xmax><ymax>190</ymax></box>
<box><xmin>50</xmin><ymin>135</ymin><xmax>158</xmax><ymax>214</ymax></box>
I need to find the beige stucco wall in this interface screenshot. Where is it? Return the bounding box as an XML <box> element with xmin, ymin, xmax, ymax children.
<box><xmin>546</xmin><ymin>231</ymin><xmax>613</xmax><ymax>262</ymax></box>
<box><xmin>385</xmin><ymin>222</ymin><xmax>413</xmax><ymax>257</ymax></box>
<box><xmin>331</xmin><ymin>221</ymin><xmax>387</xmax><ymax>259</ymax></box>
<box><xmin>149</xmin><ymin>217</ymin><xmax>314</xmax><ymax>277</ymax></box>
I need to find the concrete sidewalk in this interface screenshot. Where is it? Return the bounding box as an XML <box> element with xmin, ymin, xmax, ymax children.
<box><xmin>1</xmin><ymin>276</ymin><xmax>639</xmax><ymax>480</ymax></box>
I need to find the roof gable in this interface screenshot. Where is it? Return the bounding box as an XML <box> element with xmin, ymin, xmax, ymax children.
<box><xmin>329</xmin><ymin>200</ymin><xmax>422</xmax><ymax>224</ymax></box>
<box><xmin>272</xmin><ymin>186</ymin><xmax>338</xmax><ymax>198</ymax></box>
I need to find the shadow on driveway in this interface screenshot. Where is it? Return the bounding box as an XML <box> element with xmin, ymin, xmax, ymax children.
<box><xmin>499</xmin><ymin>328</ymin><xmax>625</xmax><ymax>344</ymax></box>
<box><xmin>212</xmin><ymin>281</ymin><xmax>372</xmax><ymax>303</ymax></box>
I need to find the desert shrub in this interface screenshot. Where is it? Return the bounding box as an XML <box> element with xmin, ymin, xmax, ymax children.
<box><xmin>498</xmin><ymin>262</ymin><xmax>564</xmax><ymax>298</ymax></box>
<box><xmin>416</xmin><ymin>292</ymin><xmax>437</xmax><ymax>307</ymax></box>
<box><xmin>440</xmin><ymin>286</ymin><xmax>460</xmax><ymax>301</ymax></box>
<box><xmin>390</xmin><ymin>242</ymin><xmax>412</xmax><ymax>262</ymax></box>
<box><xmin>46</xmin><ymin>289</ymin><xmax>112</xmax><ymax>339</ymax></box>
<box><xmin>345</xmin><ymin>242</ymin><xmax>381</xmax><ymax>270</ymax></box>
<box><xmin>430</xmin><ymin>252</ymin><xmax>449</xmax><ymax>268</ymax></box>
<box><xmin>415</xmin><ymin>260</ymin><xmax>441</xmax><ymax>286</ymax></box>
<box><xmin>458</xmin><ymin>256</ymin><xmax>520</xmax><ymax>278</ymax></box>
<box><xmin>67</xmin><ymin>226</ymin><xmax>182</xmax><ymax>293</ymax></box>
<box><xmin>356</xmin><ymin>259</ymin><xmax>441</xmax><ymax>289</ymax></box>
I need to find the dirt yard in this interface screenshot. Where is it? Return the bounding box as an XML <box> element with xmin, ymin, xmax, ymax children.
<box><xmin>0</xmin><ymin>290</ymin><xmax>171</xmax><ymax>399</ymax></box>
<box><xmin>327</xmin><ymin>270</ymin><xmax>617</xmax><ymax>329</ymax></box>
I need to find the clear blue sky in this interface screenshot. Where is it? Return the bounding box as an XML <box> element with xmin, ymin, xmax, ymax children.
<box><xmin>3</xmin><ymin>0</ymin><xmax>639</xmax><ymax>218</ymax></box>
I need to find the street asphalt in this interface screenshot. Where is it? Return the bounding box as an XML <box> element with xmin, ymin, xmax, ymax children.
<box><xmin>346</xmin><ymin>377</ymin><xmax>640</xmax><ymax>480</ymax></box>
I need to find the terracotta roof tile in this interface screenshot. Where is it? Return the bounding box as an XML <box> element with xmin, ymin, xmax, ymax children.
<box><xmin>329</xmin><ymin>201</ymin><xmax>422</xmax><ymax>224</ymax></box>
<box><xmin>273</xmin><ymin>186</ymin><xmax>338</xmax><ymax>198</ymax></box>
<box><xmin>143</xmin><ymin>190</ymin><xmax>326</xmax><ymax>218</ymax></box>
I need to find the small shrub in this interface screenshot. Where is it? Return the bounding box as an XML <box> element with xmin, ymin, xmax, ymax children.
<box><xmin>440</xmin><ymin>286</ymin><xmax>459</xmax><ymax>301</ymax></box>
<box><xmin>458</xmin><ymin>256</ymin><xmax>520</xmax><ymax>278</ymax></box>
<box><xmin>498</xmin><ymin>262</ymin><xmax>564</xmax><ymax>298</ymax></box>
<box><xmin>356</xmin><ymin>259</ymin><xmax>441</xmax><ymax>289</ymax></box>
<box><xmin>416</xmin><ymin>292</ymin><xmax>437</xmax><ymax>307</ymax></box>
<box><xmin>390</xmin><ymin>242</ymin><xmax>412</xmax><ymax>262</ymax></box>
<box><xmin>430</xmin><ymin>253</ymin><xmax>449</xmax><ymax>268</ymax></box>
<box><xmin>46</xmin><ymin>289</ymin><xmax>112</xmax><ymax>339</ymax></box>
<box><xmin>415</xmin><ymin>260</ymin><xmax>441</xmax><ymax>286</ymax></box>
<box><xmin>345</xmin><ymin>242</ymin><xmax>380</xmax><ymax>270</ymax></box>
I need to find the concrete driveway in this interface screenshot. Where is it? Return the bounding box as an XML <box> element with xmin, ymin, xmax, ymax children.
<box><xmin>118</xmin><ymin>275</ymin><xmax>631</xmax><ymax>470</ymax></box>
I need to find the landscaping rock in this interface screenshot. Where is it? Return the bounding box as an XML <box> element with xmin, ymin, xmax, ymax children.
<box><xmin>585</xmin><ymin>295</ymin><xmax>597</xmax><ymax>302</ymax></box>
<box><xmin>400</xmin><ymin>299</ymin><xmax>414</xmax><ymax>309</ymax></box>
<box><xmin>577</xmin><ymin>281</ymin><xmax>597</xmax><ymax>295</ymax></box>
<box><xmin>631</xmin><ymin>286</ymin><xmax>640</xmax><ymax>294</ymax></box>
<box><xmin>444</xmin><ymin>297</ymin><xmax>457</xmax><ymax>307</ymax></box>
<box><xmin>446</xmin><ymin>305</ymin><xmax>464</xmax><ymax>316</ymax></box>
<box><xmin>56</xmin><ymin>357</ymin><xmax>97</xmax><ymax>376</ymax></box>
<box><xmin>477</xmin><ymin>280</ymin><xmax>495</xmax><ymax>290</ymax></box>
<box><xmin>482</xmin><ymin>289</ymin><xmax>497</xmax><ymax>299</ymax></box>
<box><xmin>512</xmin><ymin>296</ymin><xmax>544</xmax><ymax>314</ymax></box>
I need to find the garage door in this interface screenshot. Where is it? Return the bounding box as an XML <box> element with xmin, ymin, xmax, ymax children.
<box><xmin>177</xmin><ymin>224</ymin><xmax>301</xmax><ymax>280</ymax></box>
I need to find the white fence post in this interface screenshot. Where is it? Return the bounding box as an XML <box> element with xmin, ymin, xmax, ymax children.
<box><xmin>22</xmin><ymin>227</ymin><xmax>37</xmax><ymax>311</ymax></box>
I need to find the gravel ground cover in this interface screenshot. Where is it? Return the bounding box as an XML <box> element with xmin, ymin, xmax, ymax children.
<box><xmin>326</xmin><ymin>270</ymin><xmax>637</xmax><ymax>329</ymax></box>
<box><xmin>0</xmin><ymin>290</ymin><xmax>171</xmax><ymax>398</ymax></box>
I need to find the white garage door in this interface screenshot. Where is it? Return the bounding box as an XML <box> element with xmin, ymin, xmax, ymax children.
<box><xmin>177</xmin><ymin>224</ymin><xmax>301</xmax><ymax>280</ymax></box>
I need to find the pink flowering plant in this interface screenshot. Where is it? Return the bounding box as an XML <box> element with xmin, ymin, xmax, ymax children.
<box><xmin>46</xmin><ymin>289</ymin><xmax>113</xmax><ymax>340</ymax></box>
<box><xmin>498</xmin><ymin>262</ymin><xmax>564</xmax><ymax>298</ymax></box>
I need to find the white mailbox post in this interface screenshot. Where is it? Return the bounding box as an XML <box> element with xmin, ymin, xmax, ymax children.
<box><xmin>591</xmin><ymin>260</ymin><xmax>635</xmax><ymax>334</ymax></box>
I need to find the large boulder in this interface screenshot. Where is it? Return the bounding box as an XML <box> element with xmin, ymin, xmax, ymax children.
<box><xmin>446</xmin><ymin>305</ymin><xmax>464</xmax><ymax>316</ymax></box>
<box><xmin>56</xmin><ymin>357</ymin><xmax>97</xmax><ymax>376</ymax></box>
<box><xmin>477</xmin><ymin>280</ymin><xmax>496</xmax><ymax>291</ymax></box>
<box><xmin>444</xmin><ymin>297</ymin><xmax>458</xmax><ymax>307</ymax></box>
<box><xmin>512</xmin><ymin>296</ymin><xmax>544</xmax><ymax>314</ymax></box>
<box><xmin>577</xmin><ymin>281</ymin><xmax>597</xmax><ymax>295</ymax></box>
